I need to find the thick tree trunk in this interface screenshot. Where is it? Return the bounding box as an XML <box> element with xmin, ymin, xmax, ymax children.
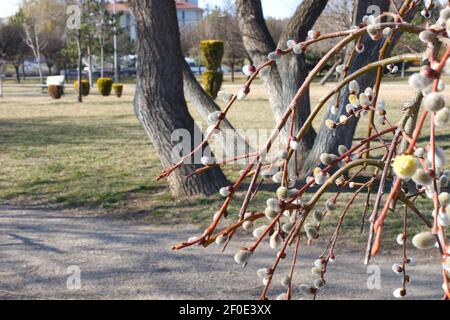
<box><xmin>300</xmin><ymin>0</ymin><xmax>413</xmax><ymax>176</ymax></box>
<box><xmin>235</xmin><ymin>0</ymin><xmax>283</xmax><ymax>121</ymax></box>
<box><xmin>182</xmin><ymin>60</ymin><xmax>253</xmax><ymax>155</ymax></box>
<box><xmin>130</xmin><ymin>0</ymin><xmax>228</xmax><ymax>197</ymax></box>
<box><xmin>236</xmin><ymin>0</ymin><xmax>327</xmax><ymax>173</ymax></box>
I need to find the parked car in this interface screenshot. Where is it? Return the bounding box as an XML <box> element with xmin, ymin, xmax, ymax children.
<box><xmin>120</xmin><ymin>67</ymin><xmax>136</xmax><ymax>77</ymax></box>
<box><xmin>92</xmin><ymin>70</ymin><xmax>114</xmax><ymax>79</ymax></box>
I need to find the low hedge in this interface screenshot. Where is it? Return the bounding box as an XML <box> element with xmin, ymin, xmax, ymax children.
<box><xmin>74</xmin><ymin>80</ymin><xmax>90</xmax><ymax>96</ymax></box>
<box><xmin>112</xmin><ymin>83</ymin><xmax>124</xmax><ymax>98</ymax></box>
<box><xmin>97</xmin><ymin>78</ymin><xmax>113</xmax><ymax>96</ymax></box>
<box><xmin>48</xmin><ymin>85</ymin><xmax>64</xmax><ymax>99</ymax></box>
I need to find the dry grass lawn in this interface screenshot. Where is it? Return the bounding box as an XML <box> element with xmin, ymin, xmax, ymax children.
<box><xmin>0</xmin><ymin>74</ymin><xmax>449</xmax><ymax>241</ymax></box>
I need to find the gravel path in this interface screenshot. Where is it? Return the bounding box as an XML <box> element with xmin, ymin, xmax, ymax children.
<box><xmin>0</xmin><ymin>207</ymin><xmax>444</xmax><ymax>300</ymax></box>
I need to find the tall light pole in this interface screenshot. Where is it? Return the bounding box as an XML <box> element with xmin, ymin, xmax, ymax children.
<box><xmin>113</xmin><ymin>0</ymin><xmax>120</xmax><ymax>83</ymax></box>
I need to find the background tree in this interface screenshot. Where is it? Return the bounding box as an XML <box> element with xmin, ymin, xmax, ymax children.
<box><xmin>234</xmin><ymin>0</ymin><xmax>411</xmax><ymax>177</ymax></box>
<box><xmin>236</xmin><ymin>0</ymin><xmax>329</xmax><ymax>171</ymax></box>
<box><xmin>302</xmin><ymin>0</ymin><xmax>417</xmax><ymax>176</ymax></box>
<box><xmin>0</xmin><ymin>23</ymin><xmax>29</xmax><ymax>83</ymax></box>
<box><xmin>129</xmin><ymin>0</ymin><xmax>228</xmax><ymax>197</ymax></box>
<box><xmin>40</xmin><ymin>30</ymin><xmax>65</xmax><ymax>75</ymax></box>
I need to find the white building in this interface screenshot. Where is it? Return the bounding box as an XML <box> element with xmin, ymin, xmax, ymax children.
<box><xmin>106</xmin><ymin>1</ymin><xmax>203</xmax><ymax>41</ymax></box>
<box><xmin>175</xmin><ymin>0</ymin><xmax>204</xmax><ymax>27</ymax></box>
<box><xmin>105</xmin><ymin>1</ymin><xmax>137</xmax><ymax>41</ymax></box>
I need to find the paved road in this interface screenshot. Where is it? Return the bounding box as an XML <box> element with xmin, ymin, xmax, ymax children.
<box><xmin>0</xmin><ymin>207</ymin><xmax>444</xmax><ymax>300</ymax></box>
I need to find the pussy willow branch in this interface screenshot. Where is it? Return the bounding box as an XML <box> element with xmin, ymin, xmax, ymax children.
<box><xmin>372</xmin><ymin>46</ymin><xmax>450</xmax><ymax>257</ymax></box>
<box><xmin>366</xmin><ymin>0</ymin><xmax>414</xmax><ymax>158</ymax></box>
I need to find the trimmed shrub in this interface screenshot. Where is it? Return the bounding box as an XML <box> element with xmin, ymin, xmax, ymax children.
<box><xmin>200</xmin><ymin>40</ymin><xmax>224</xmax><ymax>70</ymax></box>
<box><xmin>112</xmin><ymin>83</ymin><xmax>124</xmax><ymax>98</ymax></box>
<box><xmin>200</xmin><ymin>40</ymin><xmax>224</xmax><ymax>99</ymax></box>
<box><xmin>74</xmin><ymin>80</ymin><xmax>90</xmax><ymax>96</ymax></box>
<box><xmin>97</xmin><ymin>77</ymin><xmax>113</xmax><ymax>96</ymax></box>
<box><xmin>48</xmin><ymin>85</ymin><xmax>64</xmax><ymax>99</ymax></box>
<box><xmin>202</xmin><ymin>71</ymin><xmax>223</xmax><ymax>100</ymax></box>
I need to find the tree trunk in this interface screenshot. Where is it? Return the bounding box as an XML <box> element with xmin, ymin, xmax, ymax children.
<box><xmin>88</xmin><ymin>36</ymin><xmax>93</xmax><ymax>87</ymax></box>
<box><xmin>182</xmin><ymin>59</ymin><xmax>253</xmax><ymax>155</ymax></box>
<box><xmin>0</xmin><ymin>64</ymin><xmax>3</xmax><ymax>97</ymax></box>
<box><xmin>231</xmin><ymin>59</ymin><xmax>235</xmax><ymax>83</ymax></box>
<box><xmin>47</xmin><ymin>64</ymin><xmax>52</xmax><ymax>76</ymax></box>
<box><xmin>236</xmin><ymin>0</ymin><xmax>327</xmax><ymax>172</ymax></box>
<box><xmin>34</xmin><ymin>30</ymin><xmax>44</xmax><ymax>85</ymax></box>
<box><xmin>76</xmin><ymin>31</ymin><xmax>83</xmax><ymax>103</ymax></box>
<box><xmin>300</xmin><ymin>0</ymin><xmax>412</xmax><ymax>176</ymax></box>
<box><xmin>130</xmin><ymin>0</ymin><xmax>228</xmax><ymax>197</ymax></box>
<box><xmin>320</xmin><ymin>57</ymin><xmax>343</xmax><ymax>85</ymax></box>
<box><xmin>14</xmin><ymin>65</ymin><xmax>21</xmax><ymax>83</ymax></box>
<box><xmin>100</xmin><ymin>37</ymin><xmax>104</xmax><ymax>78</ymax></box>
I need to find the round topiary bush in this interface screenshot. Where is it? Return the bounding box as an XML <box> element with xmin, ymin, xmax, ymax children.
<box><xmin>97</xmin><ymin>77</ymin><xmax>113</xmax><ymax>96</ymax></box>
<box><xmin>74</xmin><ymin>80</ymin><xmax>90</xmax><ymax>96</ymax></box>
<box><xmin>112</xmin><ymin>83</ymin><xmax>124</xmax><ymax>98</ymax></box>
<box><xmin>48</xmin><ymin>85</ymin><xmax>64</xmax><ymax>99</ymax></box>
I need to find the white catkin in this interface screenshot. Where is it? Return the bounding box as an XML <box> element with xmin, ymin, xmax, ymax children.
<box><xmin>207</xmin><ymin>111</ymin><xmax>222</xmax><ymax>123</ymax></box>
<box><xmin>412</xmin><ymin>232</ymin><xmax>437</xmax><ymax>250</ymax></box>
<box><xmin>242</xmin><ymin>221</ymin><xmax>254</xmax><ymax>231</ymax></box>
<box><xmin>237</xmin><ymin>88</ymin><xmax>247</xmax><ymax>100</ymax></box>
<box><xmin>422</xmin><ymin>92</ymin><xmax>445</xmax><ymax>112</ymax></box>
<box><xmin>269</xmin><ymin>233</ymin><xmax>282</xmax><ymax>250</ymax></box>
<box><xmin>435</xmin><ymin>108</ymin><xmax>450</xmax><ymax>127</ymax></box>
<box><xmin>267</xmin><ymin>198</ymin><xmax>280</xmax><ymax>211</ymax></box>
<box><xmin>201</xmin><ymin>156</ymin><xmax>215</xmax><ymax>166</ymax></box>
<box><xmin>349</xmin><ymin>81</ymin><xmax>359</xmax><ymax>93</ymax></box>
<box><xmin>252</xmin><ymin>225</ymin><xmax>265</xmax><ymax>238</ymax></box>
<box><xmin>281</xmin><ymin>275</ymin><xmax>291</xmax><ymax>287</ymax></box>
<box><xmin>409</xmin><ymin>73</ymin><xmax>433</xmax><ymax>90</ymax></box>
<box><xmin>234</xmin><ymin>250</ymin><xmax>252</xmax><ymax>265</ymax></box>
<box><xmin>219</xmin><ymin>187</ymin><xmax>231</xmax><ymax>197</ymax></box>
<box><xmin>393</xmin><ymin>288</ymin><xmax>405</xmax><ymax>298</ymax></box>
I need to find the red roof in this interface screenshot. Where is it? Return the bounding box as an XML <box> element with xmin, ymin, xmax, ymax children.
<box><xmin>105</xmin><ymin>3</ymin><xmax>129</xmax><ymax>12</ymax></box>
<box><xmin>176</xmin><ymin>2</ymin><xmax>203</xmax><ymax>11</ymax></box>
<box><xmin>105</xmin><ymin>2</ymin><xmax>203</xmax><ymax>12</ymax></box>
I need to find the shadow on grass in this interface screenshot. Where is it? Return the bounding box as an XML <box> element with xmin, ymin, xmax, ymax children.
<box><xmin>0</xmin><ymin>116</ymin><xmax>144</xmax><ymax>150</ymax></box>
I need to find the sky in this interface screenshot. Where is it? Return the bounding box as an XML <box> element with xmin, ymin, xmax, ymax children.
<box><xmin>0</xmin><ymin>0</ymin><xmax>302</xmax><ymax>19</ymax></box>
<box><xmin>199</xmin><ymin>0</ymin><xmax>302</xmax><ymax>19</ymax></box>
<box><xmin>0</xmin><ymin>0</ymin><xmax>20</xmax><ymax>18</ymax></box>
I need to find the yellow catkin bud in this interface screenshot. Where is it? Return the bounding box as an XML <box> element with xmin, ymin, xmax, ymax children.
<box><xmin>349</xmin><ymin>94</ymin><xmax>359</xmax><ymax>106</ymax></box>
<box><xmin>313</xmin><ymin>167</ymin><xmax>322</xmax><ymax>177</ymax></box>
<box><xmin>392</xmin><ymin>155</ymin><xmax>418</xmax><ymax>180</ymax></box>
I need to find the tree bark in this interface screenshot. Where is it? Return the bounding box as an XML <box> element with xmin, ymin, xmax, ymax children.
<box><xmin>235</xmin><ymin>0</ymin><xmax>328</xmax><ymax>172</ymax></box>
<box><xmin>182</xmin><ymin>60</ymin><xmax>253</xmax><ymax>155</ymax></box>
<box><xmin>87</xmin><ymin>37</ymin><xmax>93</xmax><ymax>87</ymax></box>
<box><xmin>0</xmin><ymin>64</ymin><xmax>3</xmax><ymax>97</ymax></box>
<box><xmin>130</xmin><ymin>0</ymin><xmax>228</xmax><ymax>197</ymax></box>
<box><xmin>14</xmin><ymin>65</ymin><xmax>21</xmax><ymax>83</ymax></box>
<box><xmin>76</xmin><ymin>30</ymin><xmax>83</xmax><ymax>103</ymax></box>
<box><xmin>320</xmin><ymin>57</ymin><xmax>343</xmax><ymax>85</ymax></box>
<box><xmin>300</xmin><ymin>0</ymin><xmax>414</xmax><ymax>176</ymax></box>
